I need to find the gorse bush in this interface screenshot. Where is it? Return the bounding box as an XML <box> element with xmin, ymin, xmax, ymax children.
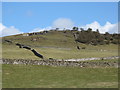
<box><xmin>74</xmin><ymin>28</ymin><xmax>119</xmax><ymax>45</ymax></box>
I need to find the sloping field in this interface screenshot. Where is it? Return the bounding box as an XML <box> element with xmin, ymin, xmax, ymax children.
<box><xmin>2</xmin><ymin>31</ymin><xmax>118</xmax><ymax>60</ymax></box>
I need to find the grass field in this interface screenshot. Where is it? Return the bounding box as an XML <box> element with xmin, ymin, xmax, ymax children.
<box><xmin>2</xmin><ymin>31</ymin><xmax>119</xmax><ymax>88</ymax></box>
<box><xmin>2</xmin><ymin>64</ymin><xmax>118</xmax><ymax>88</ymax></box>
<box><xmin>2</xmin><ymin>44</ymin><xmax>118</xmax><ymax>60</ymax></box>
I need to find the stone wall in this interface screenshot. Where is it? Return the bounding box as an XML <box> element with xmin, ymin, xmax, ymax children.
<box><xmin>1</xmin><ymin>58</ymin><xmax>119</xmax><ymax>68</ymax></box>
<box><xmin>62</xmin><ymin>56</ymin><xmax>119</xmax><ymax>61</ymax></box>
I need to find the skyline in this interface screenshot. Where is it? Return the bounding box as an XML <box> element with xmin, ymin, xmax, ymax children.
<box><xmin>0</xmin><ymin>2</ymin><xmax>118</xmax><ymax>36</ymax></box>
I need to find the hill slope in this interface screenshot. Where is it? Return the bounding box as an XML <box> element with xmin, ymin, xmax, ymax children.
<box><xmin>2</xmin><ymin>30</ymin><xmax>118</xmax><ymax>60</ymax></box>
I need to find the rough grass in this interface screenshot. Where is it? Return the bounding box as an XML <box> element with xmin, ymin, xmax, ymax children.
<box><xmin>2</xmin><ymin>64</ymin><xmax>118</xmax><ymax>88</ymax></box>
<box><xmin>2</xmin><ymin>31</ymin><xmax>119</xmax><ymax>88</ymax></box>
<box><xmin>2</xmin><ymin>31</ymin><xmax>118</xmax><ymax>59</ymax></box>
<box><xmin>2</xmin><ymin>44</ymin><xmax>118</xmax><ymax>60</ymax></box>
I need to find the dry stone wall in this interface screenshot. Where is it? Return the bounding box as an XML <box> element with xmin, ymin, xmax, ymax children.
<box><xmin>1</xmin><ymin>57</ymin><xmax>119</xmax><ymax>68</ymax></box>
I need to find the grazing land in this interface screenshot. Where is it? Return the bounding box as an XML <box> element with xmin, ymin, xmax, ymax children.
<box><xmin>2</xmin><ymin>44</ymin><xmax>118</xmax><ymax>60</ymax></box>
<box><xmin>2</xmin><ymin>30</ymin><xmax>118</xmax><ymax>60</ymax></box>
<box><xmin>2</xmin><ymin>64</ymin><xmax>118</xmax><ymax>88</ymax></box>
<box><xmin>2</xmin><ymin>30</ymin><xmax>119</xmax><ymax>88</ymax></box>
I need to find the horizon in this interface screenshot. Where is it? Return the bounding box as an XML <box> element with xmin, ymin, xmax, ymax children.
<box><xmin>2</xmin><ymin>27</ymin><xmax>119</xmax><ymax>38</ymax></box>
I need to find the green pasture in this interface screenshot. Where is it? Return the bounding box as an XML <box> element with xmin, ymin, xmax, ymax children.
<box><xmin>2</xmin><ymin>43</ymin><xmax>118</xmax><ymax>60</ymax></box>
<box><xmin>1</xmin><ymin>32</ymin><xmax>119</xmax><ymax>88</ymax></box>
<box><xmin>2</xmin><ymin>64</ymin><xmax>118</xmax><ymax>88</ymax></box>
<box><xmin>2</xmin><ymin>31</ymin><xmax>118</xmax><ymax>59</ymax></box>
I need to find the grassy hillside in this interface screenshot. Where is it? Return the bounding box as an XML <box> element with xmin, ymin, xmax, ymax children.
<box><xmin>2</xmin><ymin>31</ymin><xmax>118</xmax><ymax>88</ymax></box>
<box><xmin>2</xmin><ymin>30</ymin><xmax>118</xmax><ymax>60</ymax></box>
